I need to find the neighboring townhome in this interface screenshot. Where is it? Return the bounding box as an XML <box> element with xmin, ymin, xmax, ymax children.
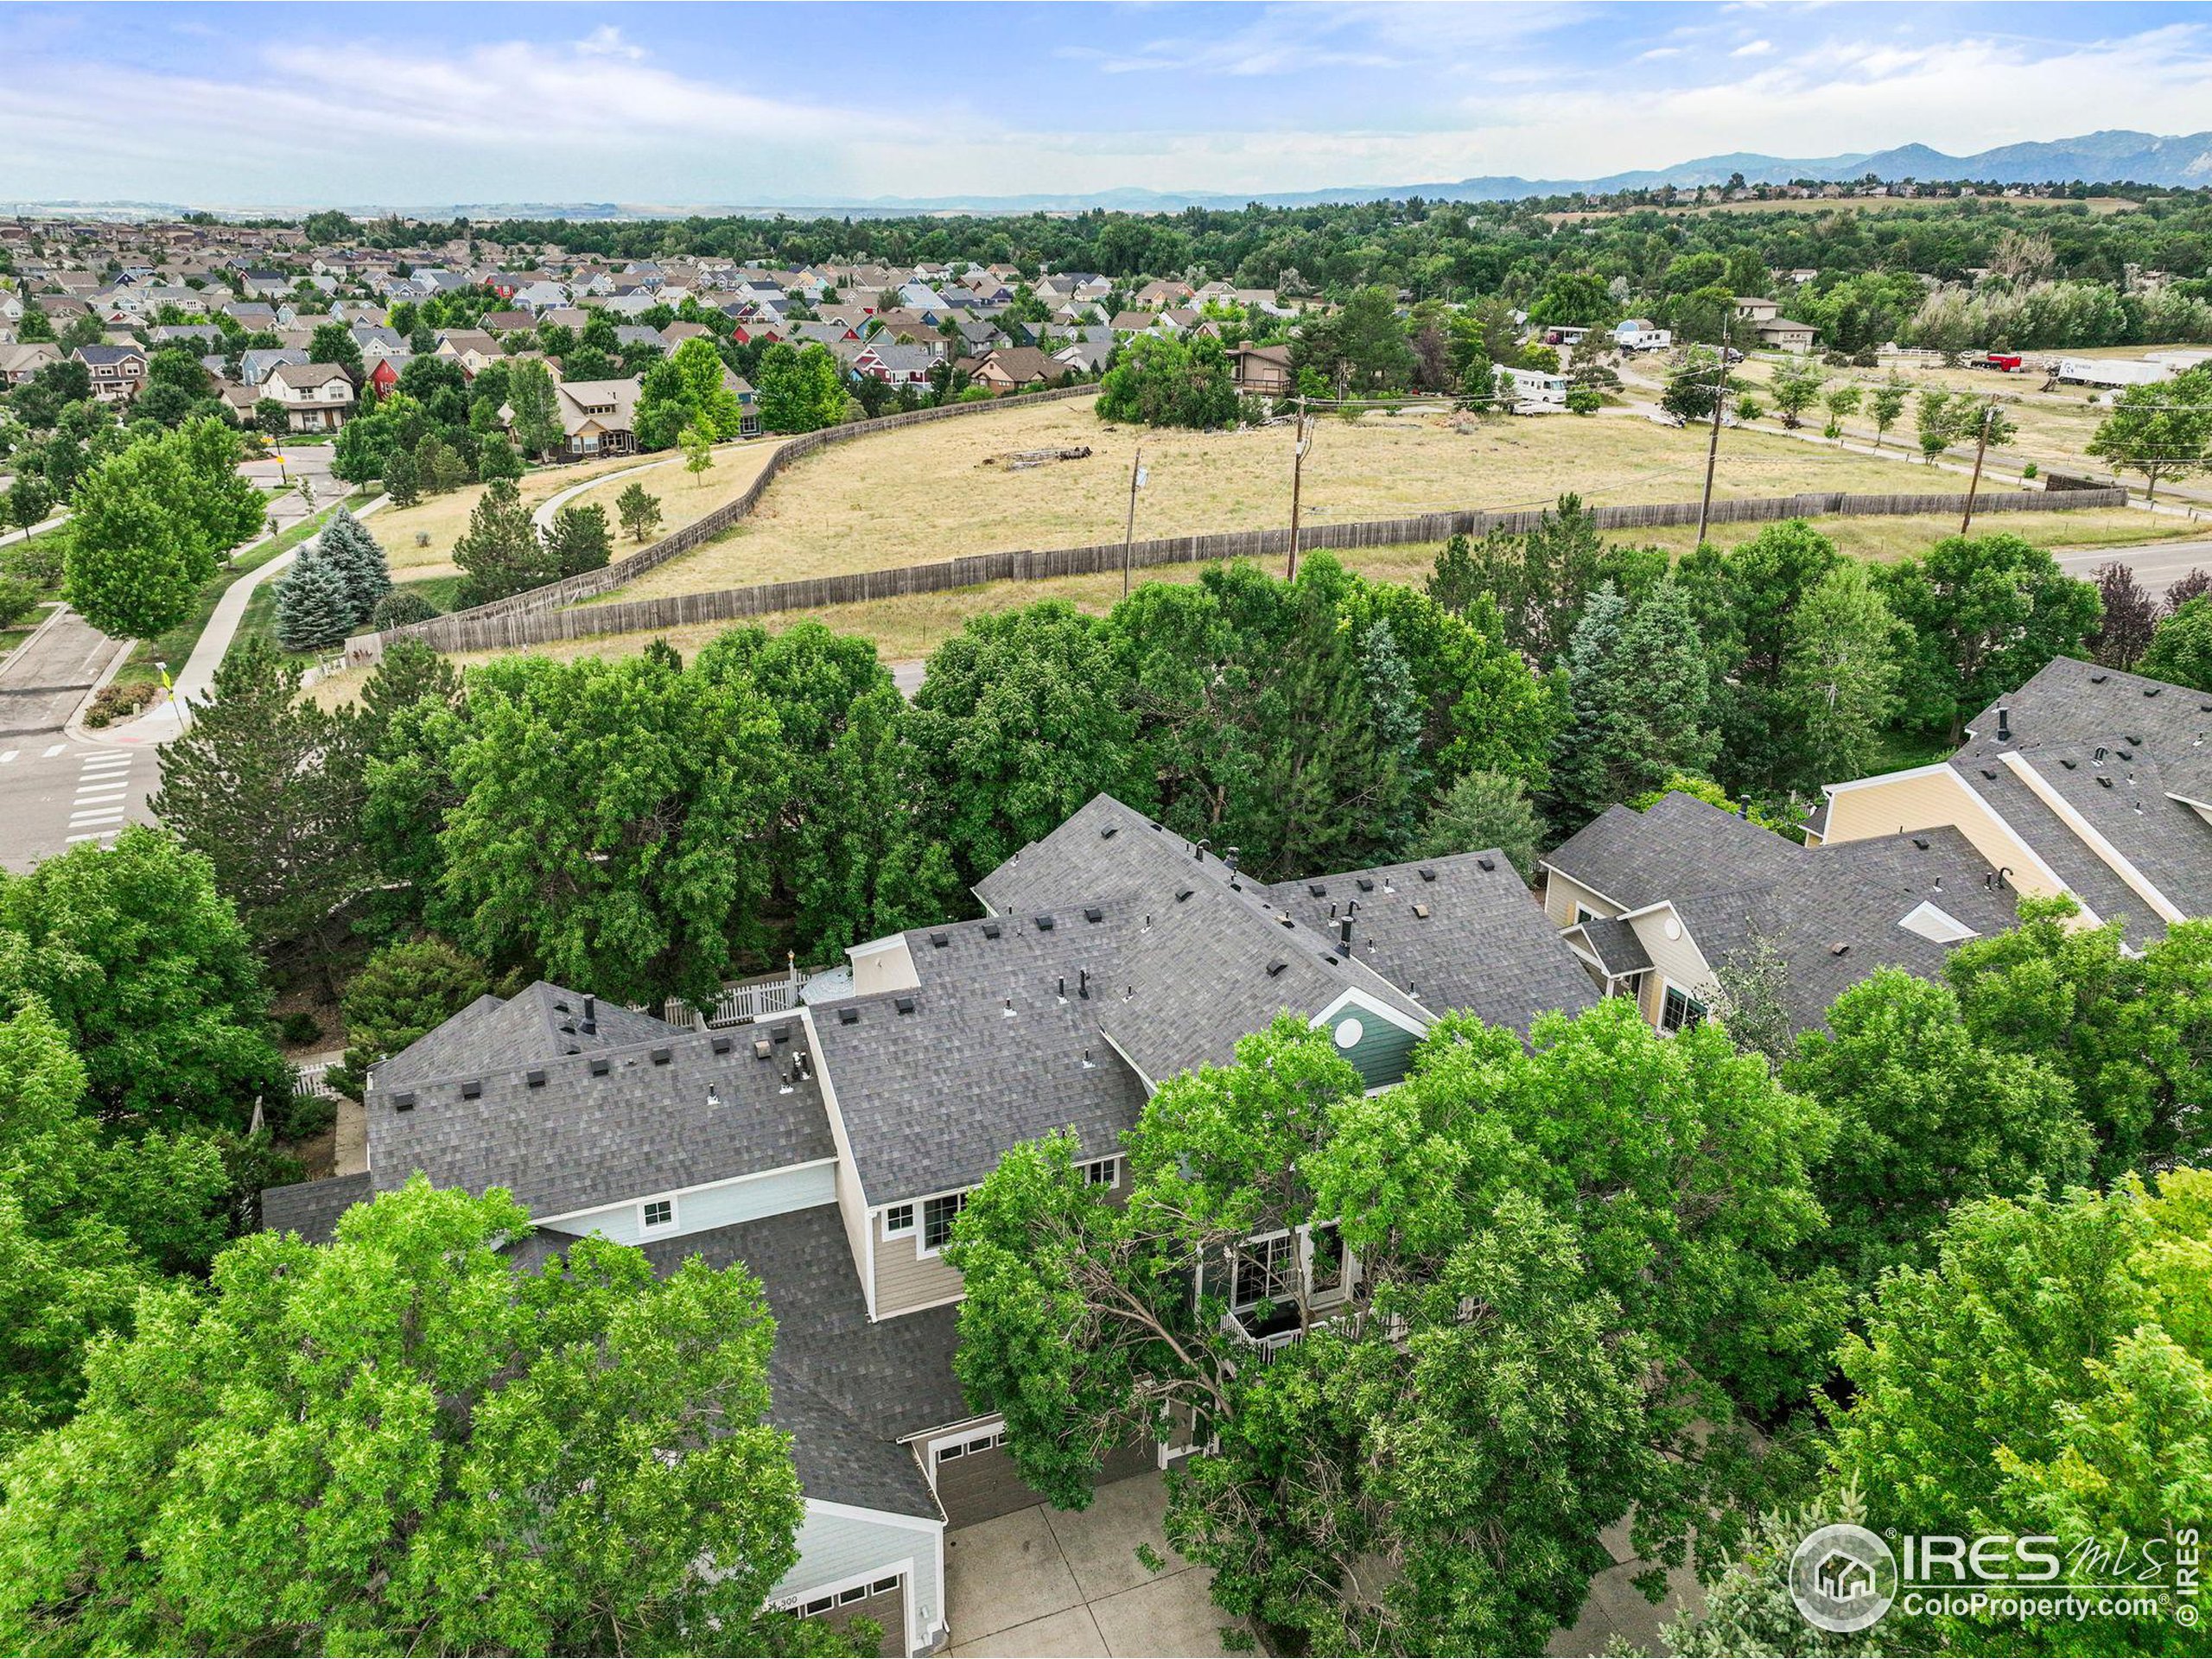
<box><xmin>853</xmin><ymin>340</ymin><xmax>934</xmax><ymax>390</ymax></box>
<box><xmin>238</xmin><ymin>346</ymin><xmax>309</xmax><ymax>387</ymax></box>
<box><xmin>1541</xmin><ymin>790</ymin><xmax>2023</xmax><ymax>1036</ymax></box>
<box><xmin>0</xmin><ymin>340</ymin><xmax>62</xmax><ymax>385</ymax></box>
<box><xmin>433</xmin><ymin>328</ymin><xmax>505</xmax><ymax>378</ymax></box>
<box><xmin>263</xmin><ymin>361</ymin><xmax>356</xmax><ymax>430</ymax></box>
<box><xmin>71</xmin><ymin>342</ymin><xmax>147</xmax><ymax>402</ymax></box>
<box><xmin>259</xmin><ymin>792</ymin><xmax>1595</xmax><ymax>1656</ymax></box>
<box><xmin>1810</xmin><ymin>656</ymin><xmax>2212</xmax><ymax>944</ymax></box>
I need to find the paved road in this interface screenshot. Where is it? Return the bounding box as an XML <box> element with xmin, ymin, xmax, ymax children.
<box><xmin>0</xmin><ymin>741</ymin><xmax>156</xmax><ymax>871</ymax></box>
<box><xmin>0</xmin><ymin>607</ymin><xmax>127</xmax><ymax>739</ymax></box>
<box><xmin>2056</xmin><ymin>539</ymin><xmax>2212</xmax><ymax>594</ymax></box>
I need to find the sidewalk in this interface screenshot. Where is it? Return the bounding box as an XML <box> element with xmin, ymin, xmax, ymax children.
<box><xmin>97</xmin><ymin>489</ymin><xmax>390</xmax><ymax>746</ymax></box>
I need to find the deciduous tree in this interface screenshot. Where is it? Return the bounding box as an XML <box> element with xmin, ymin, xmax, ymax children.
<box><xmin>63</xmin><ymin>418</ymin><xmax>264</xmax><ymax>639</ymax></box>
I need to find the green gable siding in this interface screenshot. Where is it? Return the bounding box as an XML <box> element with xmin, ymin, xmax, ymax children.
<box><xmin>1323</xmin><ymin>1011</ymin><xmax>1421</xmax><ymax>1090</ymax></box>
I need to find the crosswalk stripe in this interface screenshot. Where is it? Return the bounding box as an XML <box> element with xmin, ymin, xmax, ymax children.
<box><xmin>41</xmin><ymin>744</ymin><xmax>66</xmax><ymax>758</ymax></box>
<box><xmin>68</xmin><ymin>811</ymin><xmax>125</xmax><ymax>826</ymax></box>
<box><xmin>66</xmin><ymin>831</ymin><xmax>121</xmax><ymax>843</ymax></box>
<box><xmin>74</xmin><ymin>789</ymin><xmax>126</xmax><ymax>802</ymax></box>
<box><xmin>79</xmin><ymin>760</ymin><xmax>130</xmax><ymax>772</ymax></box>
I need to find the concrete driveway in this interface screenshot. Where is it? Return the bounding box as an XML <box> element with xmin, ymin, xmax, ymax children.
<box><xmin>944</xmin><ymin>1472</ymin><xmax>1250</xmax><ymax>1657</ymax></box>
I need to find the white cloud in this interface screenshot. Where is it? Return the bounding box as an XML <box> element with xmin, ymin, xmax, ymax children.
<box><xmin>575</xmin><ymin>24</ymin><xmax>645</xmax><ymax>61</ymax></box>
<box><xmin>1731</xmin><ymin>38</ymin><xmax>1775</xmax><ymax>57</ymax></box>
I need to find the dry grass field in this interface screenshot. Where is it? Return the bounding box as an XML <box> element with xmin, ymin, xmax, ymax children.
<box><xmin>370</xmin><ymin>438</ymin><xmax>777</xmax><ymax>580</ymax></box>
<box><xmin>602</xmin><ymin>394</ymin><xmax>1976</xmax><ymax>603</ymax></box>
<box><xmin>299</xmin><ymin>503</ymin><xmax>2196</xmax><ymax>709</ymax></box>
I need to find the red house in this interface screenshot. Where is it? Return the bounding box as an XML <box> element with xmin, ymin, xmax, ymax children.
<box><xmin>365</xmin><ymin>357</ymin><xmax>401</xmax><ymax>397</ymax></box>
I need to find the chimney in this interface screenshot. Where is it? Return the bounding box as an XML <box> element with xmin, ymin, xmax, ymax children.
<box><xmin>1338</xmin><ymin>913</ymin><xmax>1353</xmax><ymax>949</ymax></box>
<box><xmin>582</xmin><ymin>995</ymin><xmax>596</xmax><ymax>1034</ymax></box>
<box><xmin>1997</xmin><ymin>706</ymin><xmax>2012</xmax><ymax>743</ymax></box>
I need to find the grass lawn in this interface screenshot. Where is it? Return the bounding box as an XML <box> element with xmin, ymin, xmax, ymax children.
<box><xmin>369</xmin><ymin>442</ymin><xmax>771</xmax><ymax>582</ymax></box>
<box><xmin>602</xmin><ymin>394</ymin><xmax>1977</xmax><ymax>603</ymax></box>
<box><xmin>112</xmin><ymin>490</ymin><xmax>367</xmax><ymax>690</ymax></box>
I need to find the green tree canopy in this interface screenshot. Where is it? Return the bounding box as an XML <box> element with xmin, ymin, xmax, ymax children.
<box><xmin>63</xmin><ymin>418</ymin><xmax>265</xmax><ymax>639</ymax></box>
<box><xmin>324</xmin><ymin>939</ymin><xmax>492</xmax><ymax>1101</ymax></box>
<box><xmin>0</xmin><ymin>1179</ymin><xmax>830</xmax><ymax>1658</ymax></box>
<box><xmin>0</xmin><ymin>828</ymin><xmax>286</xmax><ymax>1133</ymax></box>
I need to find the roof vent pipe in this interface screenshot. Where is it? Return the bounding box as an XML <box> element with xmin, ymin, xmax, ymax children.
<box><xmin>582</xmin><ymin>995</ymin><xmax>596</xmax><ymax>1034</ymax></box>
<box><xmin>1194</xmin><ymin>837</ymin><xmax>1209</xmax><ymax>861</ymax></box>
<box><xmin>1997</xmin><ymin>706</ymin><xmax>2012</xmax><ymax>743</ymax></box>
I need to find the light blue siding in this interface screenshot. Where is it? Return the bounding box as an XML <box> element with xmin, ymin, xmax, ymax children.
<box><xmin>550</xmin><ymin>1160</ymin><xmax>836</xmax><ymax>1245</ymax></box>
<box><xmin>780</xmin><ymin>1503</ymin><xmax>942</xmax><ymax>1652</ymax></box>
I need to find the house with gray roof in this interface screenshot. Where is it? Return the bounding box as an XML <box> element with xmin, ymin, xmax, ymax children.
<box><xmin>1811</xmin><ymin>656</ymin><xmax>2212</xmax><ymax>945</ymax></box>
<box><xmin>1541</xmin><ymin>789</ymin><xmax>2023</xmax><ymax>1034</ymax></box>
<box><xmin>260</xmin><ymin>791</ymin><xmax>1600</xmax><ymax>1652</ymax></box>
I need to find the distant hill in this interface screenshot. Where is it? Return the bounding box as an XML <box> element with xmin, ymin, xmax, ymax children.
<box><xmin>8</xmin><ymin>128</ymin><xmax>2212</xmax><ymax>222</ymax></box>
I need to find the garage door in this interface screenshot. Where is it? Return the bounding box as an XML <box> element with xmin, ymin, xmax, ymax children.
<box><xmin>933</xmin><ymin>1427</ymin><xmax>1039</xmax><ymax>1528</ymax></box>
<box><xmin>798</xmin><ymin>1575</ymin><xmax>906</xmax><ymax>1656</ymax></box>
<box><xmin>933</xmin><ymin>1426</ymin><xmax>1160</xmax><ymax>1529</ymax></box>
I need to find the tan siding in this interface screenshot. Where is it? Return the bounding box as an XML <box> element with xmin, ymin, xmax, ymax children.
<box><xmin>874</xmin><ymin>1209</ymin><xmax>965</xmax><ymax>1317</ymax></box>
<box><xmin>1628</xmin><ymin>907</ymin><xmax>1718</xmax><ymax>1025</ymax></box>
<box><xmin>800</xmin><ymin>1008</ymin><xmax>875</xmax><ymax>1306</ymax></box>
<box><xmin>1821</xmin><ymin>770</ymin><xmax>2066</xmax><ymax>899</ymax></box>
<box><xmin>1543</xmin><ymin>872</ymin><xmax>1618</xmax><ymax>928</ymax></box>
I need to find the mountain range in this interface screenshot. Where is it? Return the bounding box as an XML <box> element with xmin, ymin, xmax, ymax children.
<box><xmin>8</xmin><ymin>129</ymin><xmax>2212</xmax><ymax>220</ymax></box>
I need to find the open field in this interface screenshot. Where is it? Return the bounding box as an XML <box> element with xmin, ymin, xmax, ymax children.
<box><xmin>303</xmin><ymin>505</ymin><xmax>2196</xmax><ymax>705</ymax></box>
<box><xmin>603</xmin><ymin>394</ymin><xmax>1996</xmax><ymax>603</ymax></box>
<box><xmin>1545</xmin><ymin>195</ymin><xmax>2139</xmax><ymax>224</ymax></box>
<box><xmin>369</xmin><ymin>439</ymin><xmax>774</xmax><ymax>580</ymax></box>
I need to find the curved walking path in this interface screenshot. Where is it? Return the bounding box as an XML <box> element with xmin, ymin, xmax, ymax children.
<box><xmin>93</xmin><ymin>489</ymin><xmax>390</xmax><ymax>745</ymax></box>
<box><xmin>530</xmin><ymin>454</ymin><xmax>684</xmax><ymax>534</ymax></box>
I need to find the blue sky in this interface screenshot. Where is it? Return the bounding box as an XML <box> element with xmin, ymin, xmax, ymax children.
<box><xmin>3</xmin><ymin>3</ymin><xmax>2211</xmax><ymax>208</ymax></box>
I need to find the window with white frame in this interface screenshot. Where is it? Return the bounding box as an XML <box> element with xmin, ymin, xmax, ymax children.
<box><xmin>1083</xmin><ymin>1156</ymin><xmax>1119</xmax><ymax>1189</ymax></box>
<box><xmin>884</xmin><ymin>1202</ymin><xmax>915</xmax><ymax>1237</ymax></box>
<box><xmin>1660</xmin><ymin>984</ymin><xmax>1706</xmax><ymax>1033</ymax></box>
<box><xmin>922</xmin><ymin>1192</ymin><xmax>967</xmax><ymax>1251</ymax></box>
<box><xmin>1232</xmin><ymin>1233</ymin><xmax>1295</xmax><ymax>1309</ymax></box>
<box><xmin>642</xmin><ymin>1198</ymin><xmax>675</xmax><ymax>1230</ymax></box>
<box><xmin>1307</xmin><ymin>1222</ymin><xmax>1345</xmax><ymax>1294</ymax></box>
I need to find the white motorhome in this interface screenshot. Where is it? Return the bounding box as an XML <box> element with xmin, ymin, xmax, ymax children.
<box><xmin>1495</xmin><ymin>364</ymin><xmax>1569</xmax><ymax>408</ymax></box>
<box><xmin>1614</xmin><ymin>319</ymin><xmax>1672</xmax><ymax>353</ymax></box>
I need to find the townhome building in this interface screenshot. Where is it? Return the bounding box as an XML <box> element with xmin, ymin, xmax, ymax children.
<box><xmin>261</xmin><ymin>793</ymin><xmax>1596</xmax><ymax>1656</ymax></box>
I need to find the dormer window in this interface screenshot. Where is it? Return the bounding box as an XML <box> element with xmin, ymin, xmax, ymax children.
<box><xmin>641</xmin><ymin>1198</ymin><xmax>675</xmax><ymax>1230</ymax></box>
<box><xmin>1083</xmin><ymin>1156</ymin><xmax>1120</xmax><ymax>1189</ymax></box>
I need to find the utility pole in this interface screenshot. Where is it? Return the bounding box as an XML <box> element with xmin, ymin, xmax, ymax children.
<box><xmin>1694</xmin><ymin>315</ymin><xmax>1731</xmax><ymax>549</ymax></box>
<box><xmin>1287</xmin><ymin>398</ymin><xmax>1312</xmax><ymax>582</ymax></box>
<box><xmin>1960</xmin><ymin>401</ymin><xmax>1994</xmax><ymax>536</ymax></box>
<box><xmin>1122</xmin><ymin>444</ymin><xmax>1143</xmax><ymax>597</ymax></box>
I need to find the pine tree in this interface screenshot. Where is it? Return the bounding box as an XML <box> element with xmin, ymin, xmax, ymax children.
<box><xmin>316</xmin><ymin>505</ymin><xmax>391</xmax><ymax>625</ymax></box>
<box><xmin>452</xmin><ymin>477</ymin><xmax>553</xmax><ymax>606</ymax></box>
<box><xmin>274</xmin><ymin>551</ymin><xmax>358</xmax><ymax>651</ymax></box>
<box><xmin>543</xmin><ymin>502</ymin><xmax>612</xmax><ymax>579</ymax></box>
<box><xmin>380</xmin><ymin>446</ymin><xmax>419</xmax><ymax>507</ymax></box>
<box><xmin>1549</xmin><ymin>578</ymin><xmax>1715</xmax><ymax>828</ymax></box>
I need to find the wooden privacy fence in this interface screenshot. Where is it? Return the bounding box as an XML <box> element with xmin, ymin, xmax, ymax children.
<box><xmin>371</xmin><ymin>484</ymin><xmax>2129</xmax><ymax>659</ymax></box>
<box><xmin>359</xmin><ymin>384</ymin><xmax>1096</xmax><ymax>645</ymax></box>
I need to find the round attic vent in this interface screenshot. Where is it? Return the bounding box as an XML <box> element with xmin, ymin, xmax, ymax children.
<box><xmin>1333</xmin><ymin>1017</ymin><xmax>1364</xmax><ymax>1050</ymax></box>
<box><xmin>1663</xmin><ymin>915</ymin><xmax>1682</xmax><ymax>941</ymax></box>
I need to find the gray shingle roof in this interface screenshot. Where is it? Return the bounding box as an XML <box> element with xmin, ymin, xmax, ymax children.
<box><xmin>260</xmin><ymin>1170</ymin><xmax>372</xmax><ymax>1244</ymax></box>
<box><xmin>1543</xmin><ymin>791</ymin><xmax>1803</xmax><ymax>912</ymax></box>
<box><xmin>1569</xmin><ymin>916</ymin><xmax>1651</xmax><ymax>978</ymax></box>
<box><xmin>367</xmin><ymin>986</ymin><xmax>834</xmax><ymax>1221</ymax></box>
<box><xmin>373</xmin><ymin>982</ymin><xmax>678</xmax><ymax>1090</ymax></box>
<box><xmin>1673</xmin><ymin>827</ymin><xmax>2021</xmax><ymax>1032</ymax></box>
<box><xmin>810</xmin><ymin>911</ymin><xmax>1151</xmax><ymax>1200</ymax></box>
<box><xmin>639</xmin><ymin>1205</ymin><xmax>964</xmax><ymax>1517</ymax></box>
<box><xmin>1262</xmin><ymin>853</ymin><xmax>1598</xmax><ymax>1032</ymax></box>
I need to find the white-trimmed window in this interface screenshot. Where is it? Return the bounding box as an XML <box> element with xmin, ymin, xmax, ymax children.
<box><xmin>1660</xmin><ymin>984</ymin><xmax>1706</xmax><ymax>1033</ymax></box>
<box><xmin>884</xmin><ymin>1201</ymin><xmax>915</xmax><ymax>1237</ymax></box>
<box><xmin>640</xmin><ymin>1198</ymin><xmax>676</xmax><ymax>1230</ymax></box>
<box><xmin>1232</xmin><ymin>1233</ymin><xmax>1295</xmax><ymax>1309</ymax></box>
<box><xmin>922</xmin><ymin>1192</ymin><xmax>968</xmax><ymax>1252</ymax></box>
<box><xmin>1083</xmin><ymin>1156</ymin><xmax>1120</xmax><ymax>1189</ymax></box>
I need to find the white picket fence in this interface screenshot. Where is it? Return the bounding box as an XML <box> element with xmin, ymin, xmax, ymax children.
<box><xmin>293</xmin><ymin>1061</ymin><xmax>335</xmax><ymax>1099</ymax></box>
<box><xmin>658</xmin><ymin>965</ymin><xmax>836</xmax><ymax>1030</ymax></box>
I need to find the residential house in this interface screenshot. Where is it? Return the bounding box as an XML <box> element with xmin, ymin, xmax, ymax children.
<box><xmin>1732</xmin><ymin>296</ymin><xmax>1816</xmax><ymax>353</ymax></box>
<box><xmin>614</xmin><ymin>324</ymin><xmax>671</xmax><ymax>355</ymax></box>
<box><xmin>435</xmin><ymin>329</ymin><xmax>505</xmax><ymax>378</ymax></box>
<box><xmin>552</xmin><ymin>377</ymin><xmax>642</xmax><ymax>459</ymax></box>
<box><xmin>1539</xmin><ymin>791</ymin><xmax>2018</xmax><ymax>1035</ymax></box>
<box><xmin>480</xmin><ymin>308</ymin><xmax>537</xmax><ymax>334</ymax></box>
<box><xmin>1808</xmin><ymin>656</ymin><xmax>2212</xmax><ymax>944</ymax></box>
<box><xmin>1109</xmin><ymin>310</ymin><xmax>1164</xmax><ymax>335</ymax></box>
<box><xmin>853</xmin><ymin>340</ymin><xmax>935</xmax><ymax>391</ymax></box>
<box><xmin>0</xmin><ymin>341</ymin><xmax>62</xmax><ymax>385</ymax></box>
<box><xmin>239</xmin><ymin>346</ymin><xmax>309</xmax><ymax>388</ymax></box>
<box><xmin>966</xmin><ymin>346</ymin><xmax>1062</xmax><ymax>394</ymax></box>
<box><xmin>365</xmin><ymin>357</ymin><xmax>404</xmax><ymax>397</ymax></box>
<box><xmin>72</xmin><ymin>342</ymin><xmax>147</xmax><ymax>402</ymax></box>
<box><xmin>350</xmin><ymin>324</ymin><xmax>409</xmax><ymax>361</ymax></box>
<box><xmin>1052</xmin><ymin>337</ymin><xmax>1112</xmax><ymax>377</ymax></box>
<box><xmin>1228</xmin><ymin>343</ymin><xmax>1294</xmax><ymax>395</ymax></box>
<box><xmin>222</xmin><ymin>301</ymin><xmax>279</xmax><ymax>331</ymax></box>
<box><xmin>263</xmin><ymin>361</ymin><xmax>356</xmax><ymax>431</ymax></box>
<box><xmin>259</xmin><ymin>793</ymin><xmax>1596</xmax><ymax>1654</ymax></box>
